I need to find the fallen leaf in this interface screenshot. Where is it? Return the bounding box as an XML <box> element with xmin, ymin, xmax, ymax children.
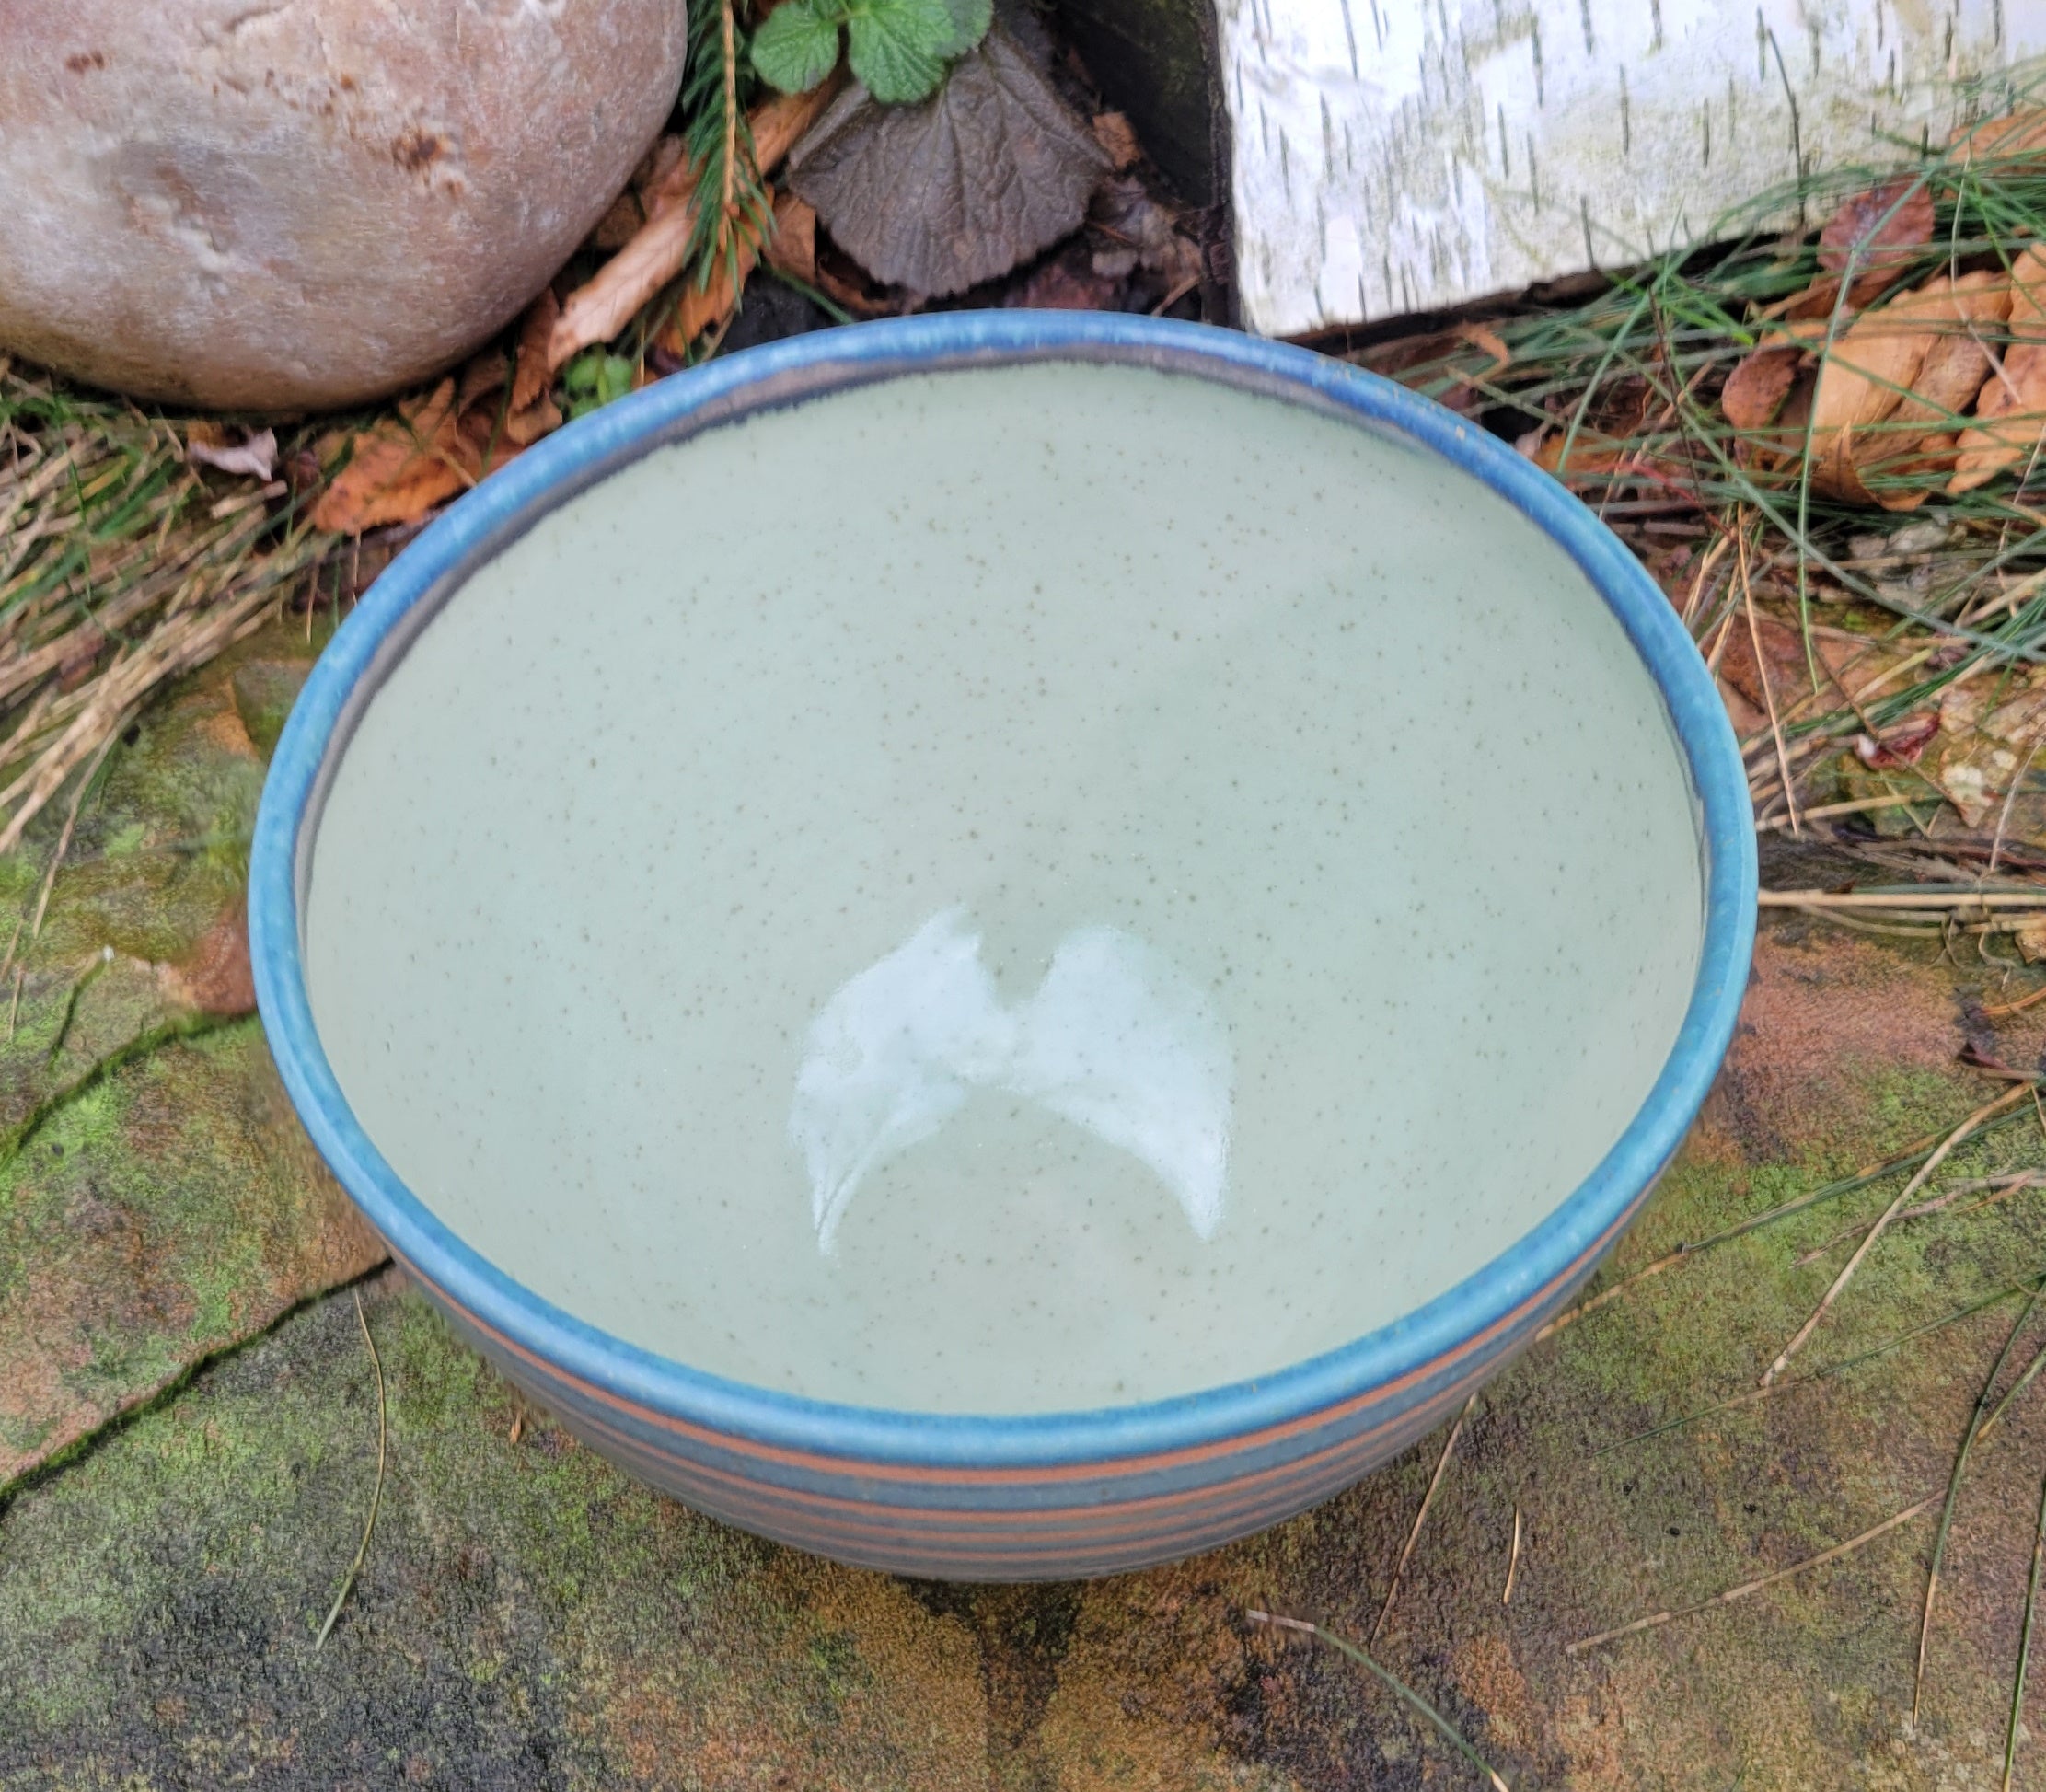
<box><xmin>1954</xmin><ymin>108</ymin><xmax>2046</xmax><ymax>168</ymax></box>
<box><xmin>455</xmin><ymin>348</ymin><xmax>510</xmax><ymax>413</ymax></box>
<box><xmin>812</xmin><ymin>233</ymin><xmax>905</xmax><ymax>316</ymax></box>
<box><xmin>2012</xmin><ymin>243</ymin><xmax>2046</xmax><ymax>341</ymax></box>
<box><xmin>1950</xmin><ymin>344</ymin><xmax>2046</xmax><ymax>494</ymax></box>
<box><xmin>185</xmin><ymin>423</ymin><xmax>278</xmax><ymax>482</ymax></box>
<box><xmin>1887</xmin><ymin>268</ymin><xmax>2012</xmax><ymax>435</ymax></box>
<box><xmin>308</xmin><ymin>379</ymin><xmax>468</xmax><ymax>534</ymax></box>
<box><xmin>1006</xmin><ymin>247</ymin><xmax>1122</xmax><ymax>311</ymax></box>
<box><xmin>1722</xmin><ymin>345</ymin><xmax>1800</xmax><ymax>430</ymax></box>
<box><xmin>1844</xmin><ymin>269</ymin><xmax>2016</xmax><ymax>507</ymax></box>
<box><xmin>1809</xmin><ymin>275</ymin><xmax>1959</xmax><ymax>502</ymax></box>
<box><xmin>589</xmin><ymin>190</ymin><xmax>645</xmax><ymax>252</ymax></box>
<box><xmin>765</xmin><ymin>191</ymin><xmax>818</xmax><ymax>284</ymax></box>
<box><xmin>1817</xmin><ymin>176</ymin><xmax>1934</xmax><ymax>304</ymax></box>
<box><xmin>2017</xmin><ymin>915</ymin><xmax>2046</xmax><ymax>963</ymax></box>
<box><xmin>1092</xmin><ymin>110</ymin><xmax>1141</xmax><ymax>170</ymax></box>
<box><xmin>1532</xmin><ymin>430</ymin><xmax>1631</xmax><ymax>480</ymax></box>
<box><xmin>512</xmin><ymin>291</ymin><xmax>561</xmax><ymax>413</ymax></box>
<box><xmin>788</xmin><ymin>28</ymin><xmax>1110</xmax><ymax>297</ymax></box>
<box><xmin>1856</xmin><ymin>712</ymin><xmax>1940</xmax><ymax>768</ymax></box>
<box><xmin>1088</xmin><ymin>176</ymin><xmax>1200</xmax><ymax>292</ymax></box>
<box><xmin>655</xmin><ymin>192</ymin><xmax>777</xmax><ymax>355</ymax></box>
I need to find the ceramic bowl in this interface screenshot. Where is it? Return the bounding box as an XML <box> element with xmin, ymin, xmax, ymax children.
<box><xmin>249</xmin><ymin>312</ymin><xmax>1755</xmax><ymax>1580</ymax></box>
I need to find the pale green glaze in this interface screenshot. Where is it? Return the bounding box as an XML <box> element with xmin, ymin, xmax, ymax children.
<box><xmin>305</xmin><ymin>363</ymin><xmax>1702</xmax><ymax>1414</ymax></box>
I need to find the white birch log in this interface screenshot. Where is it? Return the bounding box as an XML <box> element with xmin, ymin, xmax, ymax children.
<box><xmin>1220</xmin><ymin>0</ymin><xmax>2046</xmax><ymax>339</ymax></box>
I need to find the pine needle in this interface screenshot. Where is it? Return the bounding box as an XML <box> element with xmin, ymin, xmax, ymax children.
<box><xmin>315</xmin><ymin>1287</ymin><xmax>387</xmax><ymax>1650</ymax></box>
<box><xmin>2006</xmin><ymin>1471</ymin><xmax>2046</xmax><ymax>1792</ymax></box>
<box><xmin>1246</xmin><ymin>1612</ymin><xmax>1510</xmax><ymax>1790</ymax></box>
<box><xmin>1764</xmin><ymin>1084</ymin><xmax>2035</xmax><ymax>1386</ymax></box>
<box><xmin>1566</xmin><ymin>1496</ymin><xmax>1940</xmax><ymax>1657</ymax></box>
<box><xmin>1915</xmin><ymin>1280</ymin><xmax>2046</xmax><ymax>1726</ymax></box>
<box><xmin>1371</xmin><ymin>1393</ymin><xmax>1477</xmax><ymax>1643</ymax></box>
<box><xmin>1601</xmin><ymin>1273</ymin><xmax>2040</xmax><ymax>1455</ymax></box>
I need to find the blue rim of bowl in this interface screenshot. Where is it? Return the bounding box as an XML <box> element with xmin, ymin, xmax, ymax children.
<box><xmin>249</xmin><ymin>310</ymin><xmax>1758</xmax><ymax>1471</ymax></box>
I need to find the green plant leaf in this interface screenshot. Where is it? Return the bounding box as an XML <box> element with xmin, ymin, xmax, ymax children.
<box><xmin>845</xmin><ymin>0</ymin><xmax>954</xmax><ymax>103</ymax></box>
<box><xmin>561</xmin><ymin>353</ymin><xmax>637</xmax><ymax>421</ymax></box>
<box><xmin>935</xmin><ymin>0</ymin><xmax>990</xmax><ymax>58</ymax></box>
<box><xmin>750</xmin><ymin>0</ymin><xmax>844</xmax><ymax>95</ymax></box>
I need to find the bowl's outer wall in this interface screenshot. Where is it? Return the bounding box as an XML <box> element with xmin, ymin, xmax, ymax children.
<box><xmin>250</xmin><ymin>312</ymin><xmax>1757</xmax><ymax>1581</ymax></box>
<box><xmin>397</xmin><ymin>1156</ymin><xmax>1670</xmax><ymax>1579</ymax></box>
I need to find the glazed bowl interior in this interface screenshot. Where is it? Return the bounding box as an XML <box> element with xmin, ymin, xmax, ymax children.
<box><xmin>256</xmin><ymin>315</ymin><xmax>1752</xmax><ymax>1449</ymax></box>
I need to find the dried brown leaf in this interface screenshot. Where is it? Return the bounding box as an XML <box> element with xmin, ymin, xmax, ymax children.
<box><xmin>1849</xmin><ymin>269</ymin><xmax>2016</xmax><ymax>506</ymax></box>
<box><xmin>589</xmin><ymin>191</ymin><xmax>646</xmax><ymax>252</ymax></box>
<box><xmin>2012</xmin><ymin>243</ymin><xmax>2046</xmax><ymax>341</ymax></box>
<box><xmin>1889</xmin><ymin>268</ymin><xmax>2013</xmax><ymax>434</ymax></box>
<box><xmin>1818</xmin><ymin>176</ymin><xmax>1935</xmax><ymax>303</ymax></box>
<box><xmin>1722</xmin><ymin>346</ymin><xmax>1800</xmax><ymax>430</ymax></box>
<box><xmin>501</xmin><ymin>393</ymin><xmax>563</xmax><ymax>449</ymax></box>
<box><xmin>308</xmin><ymin>380</ymin><xmax>468</xmax><ymax>534</ymax></box>
<box><xmin>1092</xmin><ymin>110</ymin><xmax>1141</xmax><ymax>171</ymax></box>
<box><xmin>655</xmin><ymin>192</ymin><xmax>773</xmax><ymax>354</ymax></box>
<box><xmin>512</xmin><ymin>291</ymin><xmax>561</xmax><ymax>414</ymax></box>
<box><xmin>1954</xmin><ymin>108</ymin><xmax>2046</xmax><ymax>168</ymax></box>
<box><xmin>1809</xmin><ymin>276</ymin><xmax>1960</xmax><ymax>502</ymax></box>
<box><xmin>1950</xmin><ymin>343</ymin><xmax>2046</xmax><ymax>494</ymax></box>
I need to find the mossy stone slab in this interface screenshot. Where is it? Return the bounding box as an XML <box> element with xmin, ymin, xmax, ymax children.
<box><xmin>0</xmin><ymin>616</ymin><xmax>383</xmax><ymax>1491</ymax></box>
<box><xmin>5</xmin><ymin>919</ymin><xmax>2046</xmax><ymax>1787</ymax></box>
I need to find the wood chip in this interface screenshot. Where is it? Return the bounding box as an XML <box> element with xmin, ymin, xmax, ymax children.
<box><xmin>549</xmin><ymin>82</ymin><xmax>842</xmax><ymax>371</ymax></box>
<box><xmin>764</xmin><ymin>191</ymin><xmax>818</xmax><ymax>285</ymax></box>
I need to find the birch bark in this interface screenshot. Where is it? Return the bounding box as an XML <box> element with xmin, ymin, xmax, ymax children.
<box><xmin>1221</xmin><ymin>0</ymin><xmax>2046</xmax><ymax>337</ymax></box>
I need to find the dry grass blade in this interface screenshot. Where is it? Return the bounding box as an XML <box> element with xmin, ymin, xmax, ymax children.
<box><xmin>1503</xmin><ymin>1506</ymin><xmax>1522</xmax><ymax>1606</ymax></box>
<box><xmin>1762</xmin><ymin>892</ymin><xmax>2046</xmax><ymax>910</ymax></box>
<box><xmin>1765</xmin><ymin>1084</ymin><xmax>2034</xmax><ymax>1386</ymax></box>
<box><xmin>1740</xmin><ymin>517</ymin><xmax>1800</xmax><ymax>833</ymax></box>
<box><xmin>2006</xmin><ymin>1472</ymin><xmax>2046</xmax><ymax>1792</ymax></box>
<box><xmin>315</xmin><ymin>1287</ymin><xmax>387</xmax><ymax>1650</ymax></box>
<box><xmin>1567</xmin><ymin>1497</ymin><xmax>1940</xmax><ymax>1656</ymax></box>
<box><xmin>1245</xmin><ymin>1612</ymin><xmax>1510</xmax><ymax>1790</ymax></box>
<box><xmin>1371</xmin><ymin>1393</ymin><xmax>1477</xmax><ymax>1644</ymax></box>
<box><xmin>0</xmin><ymin>364</ymin><xmax>333</xmax><ymax>849</ymax></box>
<box><xmin>0</xmin><ymin>718</ymin><xmax>121</xmax><ymax>993</ymax></box>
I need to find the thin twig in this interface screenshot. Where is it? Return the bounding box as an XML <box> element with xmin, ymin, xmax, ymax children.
<box><xmin>1246</xmin><ymin>1613</ymin><xmax>1510</xmax><ymax>1790</ymax></box>
<box><xmin>1371</xmin><ymin>1393</ymin><xmax>1477</xmax><ymax>1642</ymax></box>
<box><xmin>1765</xmin><ymin>1084</ymin><xmax>2035</xmax><ymax>1385</ymax></box>
<box><xmin>1503</xmin><ymin>1506</ymin><xmax>1522</xmax><ymax>1606</ymax></box>
<box><xmin>315</xmin><ymin>1288</ymin><xmax>387</xmax><ymax>1649</ymax></box>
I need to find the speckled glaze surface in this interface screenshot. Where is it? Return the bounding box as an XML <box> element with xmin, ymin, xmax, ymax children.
<box><xmin>249</xmin><ymin>313</ymin><xmax>1757</xmax><ymax>1580</ymax></box>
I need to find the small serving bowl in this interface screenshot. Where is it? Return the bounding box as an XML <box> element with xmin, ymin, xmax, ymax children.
<box><xmin>250</xmin><ymin>312</ymin><xmax>1755</xmax><ymax>1581</ymax></box>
